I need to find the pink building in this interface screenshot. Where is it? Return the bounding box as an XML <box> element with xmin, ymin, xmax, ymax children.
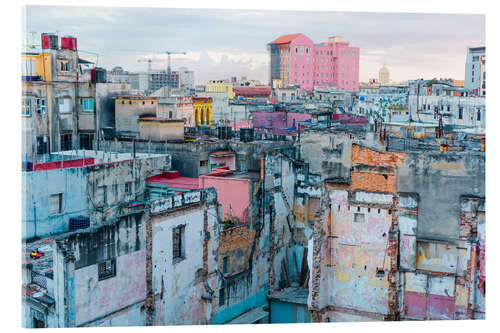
<box><xmin>268</xmin><ymin>33</ymin><xmax>360</xmax><ymax>92</ymax></box>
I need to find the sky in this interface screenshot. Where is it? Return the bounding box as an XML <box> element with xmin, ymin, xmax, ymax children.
<box><xmin>22</xmin><ymin>5</ymin><xmax>485</xmax><ymax>85</ymax></box>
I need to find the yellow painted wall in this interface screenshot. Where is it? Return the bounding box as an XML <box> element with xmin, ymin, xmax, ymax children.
<box><xmin>192</xmin><ymin>101</ymin><xmax>212</xmax><ymax>126</ymax></box>
<box><xmin>22</xmin><ymin>53</ymin><xmax>52</xmax><ymax>81</ymax></box>
<box><xmin>205</xmin><ymin>82</ymin><xmax>235</xmax><ymax>99</ymax></box>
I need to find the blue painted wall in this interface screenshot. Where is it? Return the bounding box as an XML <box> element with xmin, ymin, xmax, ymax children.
<box><xmin>22</xmin><ymin>168</ymin><xmax>88</xmax><ymax>239</ymax></box>
<box><xmin>212</xmin><ymin>287</ymin><xmax>268</xmax><ymax>324</ymax></box>
<box><xmin>287</xmin><ymin>245</ymin><xmax>307</xmax><ymax>282</ymax></box>
<box><xmin>269</xmin><ymin>300</ymin><xmax>311</xmax><ymax>324</ymax></box>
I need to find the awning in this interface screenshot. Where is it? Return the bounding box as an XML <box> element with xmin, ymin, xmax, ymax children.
<box><xmin>226</xmin><ymin>306</ymin><xmax>268</xmax><ymax>325</ymax></box>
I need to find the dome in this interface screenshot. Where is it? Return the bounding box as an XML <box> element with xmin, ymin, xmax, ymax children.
<box><xmin>379</xmin><ymin>64</ymin><xmax>389</xmax><ymax>74</ymax></box>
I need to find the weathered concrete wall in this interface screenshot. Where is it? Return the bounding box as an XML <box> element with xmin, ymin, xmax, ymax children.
<box><xmin>299</xmin><ymin>130</ymin><xmax>352</xmax><ymax>181</ymax></box>
<box><xmin>321</xmin><ymin>189</ymin><xmax>394</xmax><ymax>318</ymax></box>
<box><xmin>151</xmin><ymin>204</ymin><xmax>218</xmax><ymax>325</ymax></box>
<box><xmin>115</xmin><ymin>98</ymin><xmax>158</xmax><ymax>135</ymax></box>
<box><xmin>22</xmin><ymin>167</ymin><xmax>87</xmax><ymax>239</ymax></box>
<box><xmin>86</xmin><ymin>155</ymin><xmax>170</xmax><ymax>224</ymax></box>
<box><xmin>74</xmin><ymin>250</ymin><xmax>146</xmax><ymax>325</ymax></box>
<box><xmin>54</xmin><ymin>211</ymin><xmax>147</xmax><ymax>327</ymax></box>
<box><xmin>137</xmin><ymin>120</ymin><xmax>184</xmax><ymax>142</ymax></box>
<box><xmin>396</xmin><ymin>151</ymin><xmax>485</xmax><ymax>241</ymax></box>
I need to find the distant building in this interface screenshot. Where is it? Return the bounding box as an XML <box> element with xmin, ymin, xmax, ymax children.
<box><xmin>268</xmin><ymin>33</ymin><xmax>360</xmax><ymax>92</ymax></box>
<box><xmin>465</xmin><ymin>46</ymin><xmax>485</xmax><ymax>91</ymax></box>
<box><xmin>379</xmin><ymin>64</ymin><xmax>390</xmax><ymax>85</ymax></box>
<box><xmin>21</xmin><ymin>33</ymin><xmax>132</xmax><ymax>162</ymax></box>
<box><xmin>205</xmin><ymin>80</ymin><xmax>235</xmax><ymax>99</ymax></box>
<box><xmin>478</xmin><ymin>56</ymin><xmax>486</xmax><ymax>96</ymax></box>
<box><xmin>192</xmin><ymin>97</ymin><xmax>213</xmax><ymax>126</ymax></box>
<box><xmin>197</xmin><ymin>91</ymin><xmax>229</xmax><ymax>124</ymax></box>
<box><xmin>178</xmin><ymin>66</ymin><xmax>194</xmax><ymax>90</ymax></box>
<box><xmin>451</xmin><ymin>79</ymin><xmax>465</xmax><ymax>87</ymax></box>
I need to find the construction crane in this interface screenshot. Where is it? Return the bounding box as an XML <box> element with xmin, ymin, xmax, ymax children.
<box><xmin>165</xmin><ymin>51</ymin><xmax>186</xmax><ymax>88</ymax></box>
<box><xmin>137</xmin><ymin>57</ymin><xmax>161</xmax><ymax>72</ymax></box>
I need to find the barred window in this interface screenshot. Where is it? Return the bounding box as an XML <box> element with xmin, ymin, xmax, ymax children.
<box><xmin>98</xmin><ymin>259</ymin><xmax>116</xmax><ymax>280</ymax></box>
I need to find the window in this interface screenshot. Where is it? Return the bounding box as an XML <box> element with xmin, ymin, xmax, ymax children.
<box><xmin>22</xmin><ymin>97</ymin><xmax>32</xmax><ymax>116</ymax></box>
<box><xmin>173</xmin><ymin>225</ymin><xmax>185</xmax><ymax>262</ymax></box>
<box><xmin>200</xmin><ymin>160</ymin><xmax>208</xmax><ymax>167</ymax></box>
<box><xmin>22</xmin><ymin>59</ymin><xmax>35</xmax><ymax>76</ymax></box>
<box><xmin>80</xmin><ymin>98</ymin><xmax>94</xmax><ymax>112</ymax></box>
<box><xmin>80</xmin><ymin>133</ymin><xmax>94</xmax><ymax>150</ymax></box>
<box><xmin>222</xmin><ymin>257</ymin><xmax>228</xmax><ymax>274</ymax></box>
<box><xmin>60</xmin><ymin>133</ymin><xmax>72</xmax><ymax>151</ymax></box>
<box><xmin>98</xmin><ymin>259</ymin><xmax>116</xmax><ymax>280</ymax></box>
<box><xmin>97</xmin><ymin>186</ymin><xmax>107</xmax><ymax>205</ymax></box>
<box><xmin>295</xmin><ymin>47</ymin><xmax>298</xmax><ymax>54</ymax></box>
<box><xmin>125</xmin><ymin>181</ymin><xmax>132</xmax><ymax>194</ymax></box>
<box><xmin>60</xmin><ymin>60</ymin><xmax>70</xmax><ymax>72</ymax></box>
<box><xmin>49</xmin><ymin>193</ymin><xmax>63</xmax><ymax>215</ymax></box>
<box><xmin>36</xmin><ymin>98</ymin><xmax>46</xmax><ymax>114</ymax></box>
<box><xmin>477</xmin><ymin>109</ymin><xmax>481</xmax><ymax>121</ymax></box>
<box><xmin>36</xmin><ymin>136</ymin><xmax>49</xmax><ymax>155</ymax></box>
<box><xmin>58</xmin><ymin>98</ymin><xmax>71</xmax><ymax>113</ymax></box>
<box><xmin>354</xmin><ymin>213</ymin><xmax>365</xmax><ymax>223</ymax></box>
<box><xmin>458</xmin><ymin>107</ymin><xmax>463</xmax><ymax>119</ymax></box>
<box><xmin>219</xmin><ymin>288</ymin><xmax>225</xmax><ymax>306</ymax></box>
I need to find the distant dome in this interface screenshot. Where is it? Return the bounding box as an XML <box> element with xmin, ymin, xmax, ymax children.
<box><xmin>379</xmin><ymin>64</ymin><xmax>389</xmax><ymax>74</ymax></box>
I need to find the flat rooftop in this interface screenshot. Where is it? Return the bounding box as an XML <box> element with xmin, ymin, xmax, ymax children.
<box><xmin>52</xmin><ymin>150</ymin><xmax>169</xmax><ymax>164</ymax></box>
<box><xmin>146</xmin><ymin>172</ymin><xmax>199</xmax><ymax>190</ymax></box>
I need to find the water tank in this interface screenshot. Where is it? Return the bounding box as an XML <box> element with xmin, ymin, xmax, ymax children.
<box><xmin>240</xmin><ymin>128</ymin><xmax>254</xmax><ymax>142</ymax></box>
<box><xmin>69</xmin><ymin>216</ymin><xmax>90</xmax><ymax>232</ymax></box>
<box><xmin>218</xmin><ymin>126</ymin><xmax>232</xmax><ymax>139</ymax></box>
<box><xmin>41</xmin><ymin>33</ymin><xmax>58</xmax><ymax>50</ymax></box>
<box><xmin>61</xmin><ymin>36</ymin><xmax>77</xmax><ymax>51</ymax></box>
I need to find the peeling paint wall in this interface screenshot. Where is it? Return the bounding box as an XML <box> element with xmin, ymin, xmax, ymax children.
<box><xmin>151</xmin><ymin>204</ymin><xmax>218</xmax><ymax>325</ymax></box>
<box><xmin>53</xmin><ymin>212</ymin><xmax>147</xmax><ymax>327</ymax></box>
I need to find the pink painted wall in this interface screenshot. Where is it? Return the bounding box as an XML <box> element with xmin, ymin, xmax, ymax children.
<box><xmin>283</xmin><ymin>34</ymin><xmax>359</xmax><ymax>92</ymax></box>
<box><xmin>199</xmin><ymin>175</ymin><xmax>250</xmax><ymax>222</ymax></box>
<box><xmin>74</xmin><ymin>250</ymin><xmax>146</xmax><ymax>326</ymax></box>
<box><xmin>404</xmin><ymin>291</ymin><xmax>426</xmax><ymax>319</ymax></box>
<box><xmin>289</xmin><ymin>34</ymin><xmax>315</xmax><ymax>91</ymax></box>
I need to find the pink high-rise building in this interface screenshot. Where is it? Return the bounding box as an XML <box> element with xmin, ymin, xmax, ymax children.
<box><xmin>268</xmin><ymin>33</ymin><xmax>360</xmax><ymax>92</ymax></box>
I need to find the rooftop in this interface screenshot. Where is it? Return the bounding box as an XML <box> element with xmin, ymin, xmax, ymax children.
<box><xmin>146</xmin><ymin>171</ymin><xmax>199</xmax><ymax>190</ymax></box>
<box><xmin>138</xmin><ymin>117</ymin><xmax>184</xmax><ymax>123</ymax></box>
<box><xmin>268</xmin><ymin>33</ymin><xmax>302</xmax><ymax>45</ymax></box>
<box><xmin>268</xmin><ymin>287</ymin><xmax>309</xmax><ymax>305</ymax></box>
<box><xmin>23</xmin><ymin>237</ymin><xmax>54</xmax><ymax>276</ymax></box>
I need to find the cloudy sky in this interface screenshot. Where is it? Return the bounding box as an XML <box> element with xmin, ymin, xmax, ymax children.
<box><xmin>23</xmin><ymin>5</ymin><xmax>485</xmax><ymax>84</ymax></box>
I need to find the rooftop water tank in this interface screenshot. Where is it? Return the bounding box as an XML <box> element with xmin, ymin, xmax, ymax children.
<box><xmin>41</xmin><ymin>33</ymin><xmax>58</xmax><ymax>50</ymax></box>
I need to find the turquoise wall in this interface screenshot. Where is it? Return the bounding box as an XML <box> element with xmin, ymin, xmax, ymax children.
<box><xmin>212</xmin><ymin>287</ymin><xmax>268</xmax><ymax>324</ymax></box>
<box><xmin>269</xmin><ymin>300</ymin><xmax>311</xmax><ymax>324</ymax></box>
